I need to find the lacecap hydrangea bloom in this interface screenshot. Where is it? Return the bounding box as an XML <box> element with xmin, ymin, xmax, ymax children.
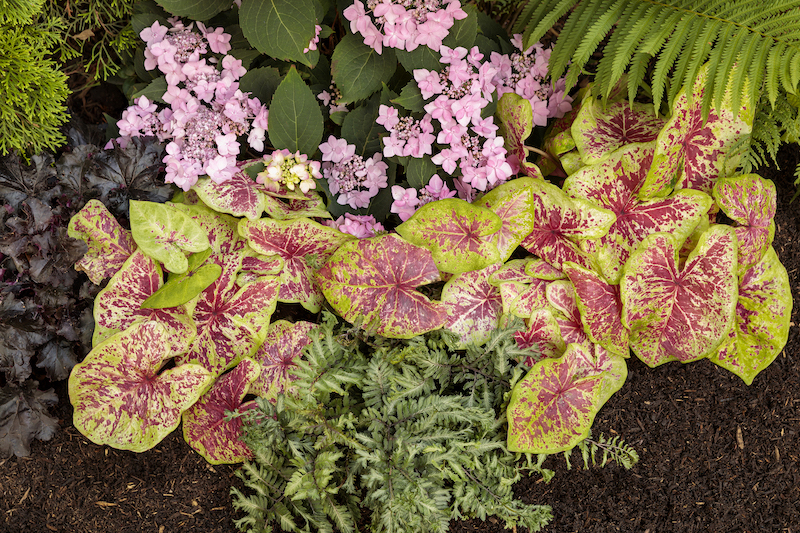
<box><xmin>390</xmin><ymin>174</ymin><xmax>457</xmax><ymax>221</ymax></box>
<box><xmin>325</xmin><ymin>213</ymin><xmax>385</xmax><ymax>238</ymax></box>
<box><xmin>256</xmin><ymin>149</ymin><xmax>321</xmax><ymax>194</ymax></box>
<box><xmin>319</xmin><ymin>135</ymin><xmax>388</xmax><ymax>209</ymax></box>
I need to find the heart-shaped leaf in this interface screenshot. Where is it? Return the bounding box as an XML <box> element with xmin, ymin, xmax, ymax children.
<box><xmin>141</xmin><ymin>250</ymin><xmax>223</xmax><ymax>309</ymax></box>
<box><xmin>496</xmin><ymin>93</ymin><xmax>533</xmax><ymax>173</ymax></box>
<box><xmin>507</xmin><ymin>343</ymin><xmax>627</xmax><ymax>453</ymax></box>
<box><xmin>514</xmin><ymin>308</ymin><xmax>565</xmax><ymax>361</ymax></box>
<box><xmin>192</xmin><ymin>173</ymin><xmax>267</xmax><ymax>221</ymax></box>
<box><xmin>396</xmin><ymin>198</ymin><xmax>502</xmax><ymax>274</ymax></box>
<box><xmin>621</xmin><ymin>225</ymin><xmax>738</xmax><ymax>367</ymax></box>
<box><xmin>316</xmin><ymin>233</ymin><xmax>449</xmax><ymax>338</ymax></box>
<box><xmin>68</xmin><ymin>199</ymin><xmax>136</xmax><ymax>285</ymax></box>
<box><xmin>479</xmin><ymin>178</ymin><xmax>537</xmax><ymax>262</ymax></box>
<box><xmin>250</xmin><ymin>320</ymin><xmax>316</xmax><ymax>400</ymax></box>
<box><xmin>69</xmin><ymin>321</ymin><xmax>213</xmax><ymax>452</ymax></box>
<box><xmin>441</xmin><ymin>263</ymin><xmax>503</xmax><ymax>346</ymax></box>
<box><xmin>709</xmin><ymin>247</ymin><xmax>792</xmax><ymax>385</ymax></box>
<box><xmin>545</xmin><ymin>280</ymin><xmax>587</xmax><ymax>346</ymax></box>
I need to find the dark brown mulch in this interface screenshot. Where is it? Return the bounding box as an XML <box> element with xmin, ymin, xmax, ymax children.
<box><xmin>2</xmin><ymin>88</ymin><xmax>799</xmax><ymax>533</ymax></box>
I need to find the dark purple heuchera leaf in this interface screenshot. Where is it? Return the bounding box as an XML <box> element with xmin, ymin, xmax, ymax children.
<box><xmin>441</xmin><ymin>263</ymin><xmax>503</xmax><ymax>346</ymax></box>
<box><xmin>239</xmin><ymin>217</ymin><xmax>354</xmax><ymax>312</ymax></box>
<box><xmin>0</xmin><ymin>326</ymin><xmax>50</xmax><ymax>384</ymax></box>
<box><xmin>520</xmin><ymin>180</ymin><xmax>615</xmax><ymax>270</ymax></box>
<box><xmin>396</xmin><ymin>198</ymin><xmax>502</xmax><ymax>274</ymax></box>
<box><xmin>639</xmin><ymin>66</ymin><xmax>753</xmax><ymax>198</ymax></box>
<box><xmin>182</xmin><ymin>358</ymin><xmax>261</xmax><ymax>464</ymax></box>
<box><xmin>514</xmin><ymin>308</ymin><xmax>565</xmax><ymax>361</ymax></box>
<box><xmin>562</xmin><ymin>262</ymin><xmax>629</xmax><ymax>357</ymax></box>
<box><xmin>545</xmin><ymin>280</ymin><xmax>587</xmax><ymax>346</ymax></box>
<box><xmin>250</xmin><ymin>320</ymin><xmax>316</xmax><ymax>400</ymax></box>
<box><xmin>621</xmin><ymin>225</ymin><xmax>738</xmax><ymax>367</ymax></box>
<box><xmin>572</xmin><ymin>99</ymin><xmax>665</xmax><ymax>165</ymax></box>
<box><xmin>92</xmin><ymin>249</ymin><xmax>196</xmax><ymax>356</ymax></box>
<box><xmin>479</xmin><ymin>178</ymin><xmax>537</xmax><ymax>262</ymax></box>
<box><xmin>507</xmin><ymin>342</ymin><xmax>627</xmax><ymax>453</ymax></box>
<box><xmin>564</xmin><ymin>143</ymin><xmax>713</xmax><ymax>283</ymax></box>
<box><xmin>712</xmin><ymin>174</ymin><xmax>776</xmax><ymax>273</ymax></box>
<box><xmin>192</xmin><ymin>174</ymin><xmax>267</xmax><ymax>221</ymax></box>
<box><xmin>68</xmin><ymin>199</ymin><xmax>136</xmax><ymax>284</ymax></box>
<box><xmin>710</xmin><ymin>247</ymin><xmax>792</xmax><ymax>385</ymax></box>
<box><xmin>0</xmin><ymin>380</ymin><xmax>58</xmax><ymax>458</ymax></box>
<box><xmin>316</xmin><ymin>233</ymin><xmax>449</xmax><ymax>339</ymax></box>
<box><xmin>69</xmin><ymin>321</ymin><xmax>213</xmax><ymax>452</ymax></box>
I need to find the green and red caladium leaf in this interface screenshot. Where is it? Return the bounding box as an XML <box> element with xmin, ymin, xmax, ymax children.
<box><xmin>709</xmin><ymin>247</ymin><xmax>792</xmax><ymax>385</ymax></box>
<box><xmin>491</xmin><ymin>259</ymin><xmax>565</xmax><ymax>319</ymax></box>
<box><xmin>129</xmin><ymin>200</ymin><xmax>210</xmax><ymax>274</ymax></box>
<box><xmin>507</xmin><ymin>342</ymin><xmax>627</xmax><ymax>453</ymax></box>
<box><xmin>238</xmin><ymin>217</ymin><xmax>354</xmax><ymax>312</ymax></box>
<box><xmin>168</xmin><ymin>202</ymin><xmax>245</xmax><ymax>257</ymax></box>
<box><xmin>141</xmin><ymin>249</ymin><xmax>223</xmax><ymax>309</ymax></box>
<box><xmin>68</xmin><ymin>199</ymin><xmax>136</xmax><ymax>284</ymax></box>
<box><xmin>177</xmin><ymin>275</ymin><xmax>281</xmax><ymax>377</ymax></box>
<box><xmin>545</xmin><ymin>280</ymin><xmax>588</xmax><ymax>346</ymax></box>
<box><xmin>250</xmin><ymin>320</ymin><xmax>317</xmax><ymax>400</ymax></box>
<box><xmin>514</xmin><ymin>308</ymin><xmax>566</xmax><ymax>361</ymax></box>
<box><xmin>262</xmin><ymin>192</ymin><xmax>331</xmax><ymax>220</ymax></box>
<box><xmin>564</xmin><ymin>143</ymin><xmax>713</xmax><ymax>283</ymax></box>
<box><xmin>92</xmin><ymin>249</ymin><xmax>196</xmax><ymax>355</ymax></box>
<box><xmin>495</xmin><ymin>93</ymin><xmax>542</xmax><ymax>177</ymax></box>
<box><xmin>441</xmin><ymin>263</ymin><xmax>503</xmax><ymax>346</ymax></box>
<box><xmin>192</xmin><ymin>173</ymin><xmax>267</xmax><ymax>221</ymax></box>
<box><xmin>69</xmin><ymin>321</ymin><xmax>213</xmax><ymax>453</ymax></box>
<box><xmin>519</xmin><ymin>179</ymin><xmax>616</xmax><ymax>270</ymax></box>
<box><xmin>621</xmin><ymin>225</ymin><xmax>738</xmax><ymax>367</ymax></box>
<box><xmin>479</xmin><ymin>178</ymin><xmax>537</xmax><ymax>262</ymax></box>
<box><xmin>182</xmin><ymin>358</ymin><xmax>260</xmax><ymax>464</ymax></box>
<box><xmin>639</xmin><ymin>66</ymin><xmax>753</xmax><ymax>199</ymax></box>
<box><xmin>316</xmin><ymin>233</ymin><xmax>449</xmax><ymax>339</ymax></box>
<box><xmin>396</xmin><ymin>198</ymin><xmax>502</xmax><ymax>275</ymax></box>
<box><xmin>712</xmin><ymin>174</ymin><xmax>776</xmax><ymax>273</ymax></box>
<box><xmin>571</xmin><ymin>99</ymin><xmax>665</xmax><ymax>165</ymax></box>
<box><xmin>562</xmin><ymin>262</ymin><xmax>629</xmax><ymax>357</ymax></box>
<box><xmin>489</xmin><ymin>258</ymin><xmax>541</xmax><ymax>286</ymax></box>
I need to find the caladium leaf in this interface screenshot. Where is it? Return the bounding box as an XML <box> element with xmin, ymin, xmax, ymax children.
<box><xmin>496</xmin><ymin>93</ymin><xmax>540</xmax><ymax>176</ymax></box>
<box><xmin>182</xmin><ymin>358</ymin><xmax>260</xmax><ymax>464</ymax></box>
<box><xmin>525</xmin><ymin>258</ymin><xmax>565</xmax><ymax>280</ymax></box>
<box><xmin>396</xmin><ymin>198</ymin><xmax>502</xmax><ymax>275</ymax></box>
<box><xmin>545</xmin><ymin>280</ymin><xmax>587</xmax><ymax>346</ymax></box>
<box><xmin>141</xmin><ymin>249</ymin><xmax>223</xmax><ymax>309</ymax></box>
<box><xmin>489</xmin><ymin>258</ymin><xmax>540</xmax><ymax>286</ymax></box>
<box><xmin>712</xmin><ymin>174</ymin><xmax>776</xmax><ymax>273</ymax></box>
<box><xmin>441</xmin><ymin>263</ymin><xmax>503</xmax><ymax>346</ymax></box>
<box><xmin>564</xmin><ymin>143</ymin><xmax>713</xmax><ymax>283</ymax></box>
<box><xmin>507</xmin><ymin>342</ymin><xmax>627</xmax><ymax>453</ymax></box>
<box><xmin>168</xmin><ymin>202</ymin><xmax>244</xmax><ymax>256</ymax></box>
<box><xmin>639</xmin><ymin>66</ymin><xmax>753</xmax><ymax>198</ymax></box>
<box><xmin>316</xmin><ymin>233</ymin><xmax>449</xmax><ymax>338</ymax></box>
<box><xmin>514</xmin><ymin>308</ymin><xmax>566</xmax><ymax>361</ymax></box>
<box><xmin>500</xmin><ymin>280</ymin><xmax>549</xmax><ymax>319</ymax></box>
<box><xmin>69</xmin><ymin>321</ymin><xmax>213</xmax><ymax>453</ymax></box>
<box><xmin>92</xmin><ymin>249</ymin><xmax>196</xmax><ymax>355</ymax></box>
<box><xmin>621</xmin><ymin>225</ymin><xmax>738</xmax><ymax>367</ymax></box>
<box><xmin>192</xmin><ymin>173</ymin><xmax>266</xmax><ymax>221</ymax></box>
<box><xmin>479</xmin><ymin>178</ymin><xmax>537</xmax><ymax>262</ymax></box>
<box><xmin>571</xmin><ymin>99</ymin><xmax>665</xmax><ymax>165</ymax></box>
<box><xmin>250</xmin><ymin>320</ymin><xmax>316</xmax><ymax>400</ymax></box>
<box><xmin>262</xmin><ymin>191</ymin><xmax>332</xmax><ymax>220</ymax></box>
<box><xmin>709</xmin><ymin>247</ymin><xmax>792</xmax><ymax>385</ymax></box>
<box><xmin>520</xmin><ymin>180</ymin><xmax>616</xmax><ymax>270</ymax></box>
<box><xmin>129</xmin><ymin>200</ymin><xmax>210</xmax><ymax>274</ymax></box>
<box><xmin>239</xmin><ymin>217</ymin><xmax>354</xmax><ymax>312</ymax></box>
<box><xmin>68</xmin><ymin>199</ymin><xmax>136</xmax><ymax>285</ymax></box>
<box><xmin>562</xmin><ymin>262</ymin><xmax>629</xmax><ymax>357</ymax></box>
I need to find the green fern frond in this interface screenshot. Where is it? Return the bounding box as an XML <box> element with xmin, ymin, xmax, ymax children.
<box><xmin>513</xmin><ymin>0</ymin><xmax>800</xmax><ymax>115</ymax></box>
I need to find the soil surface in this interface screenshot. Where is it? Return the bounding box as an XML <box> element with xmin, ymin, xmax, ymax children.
<box><xmin>2</xmin><ymin>88</ymin><xmax>799</xmax><ymax>533</ymax></box>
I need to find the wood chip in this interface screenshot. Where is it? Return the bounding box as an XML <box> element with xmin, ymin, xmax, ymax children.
<box><xmin>737</xmin><ymin>426</ymin><xmax>744</xmax><ymax>450</ymax></box>
<box><xmin>95</xmin><ymin>501</ymin><xmax>117</xmax><ymax>507</ymax></box>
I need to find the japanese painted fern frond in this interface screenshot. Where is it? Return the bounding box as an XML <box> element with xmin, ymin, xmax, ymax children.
<box><xmin>514</xmin><ymin>0</ymin><xmax>800</xmax><ymax>114</ymax></box>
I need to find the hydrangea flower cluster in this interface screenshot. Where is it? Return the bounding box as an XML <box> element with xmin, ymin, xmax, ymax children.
<box><xmin>318</xmin><ymin>83</ymin><xmax>348</xmax><ymax>115</ymax></box>
<box><xmin>256</xmin><ymin>149</ymin><xmax>321</xmax><ymax>194</ymax></box>
<box><xmin>319</xmin><ymin>135</ymin><xmax>389</xmax><ymax>209</ymax></box>
<box><xmin>490</xmin><ymin>35</ymin><xmax>573</xmax><ymax>126</ymax></box>
<box><xmin>110</xmin><ymin>19</ymin><xmax>269</xmax><ymax>191</ymax></box>
<box><xmin>325</xmin><ymin>213</ymin><xmax>385</xmax><ymax>238</ymax></box>
<box><xmin>343</xmin><ymin>0</ymin><xmax>467</xmax><ymax>54</ymax></box>
<box><xmin>390</xmin><ymin>174</ymin><xmax>457</xmax><ymax>221</ymax></box>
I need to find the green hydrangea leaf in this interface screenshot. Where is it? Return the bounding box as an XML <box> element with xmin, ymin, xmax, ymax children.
<box><xmin>268</xmin><ymin>66</ymin><xmax>324</xmax><ymax>155</ymax></box>
<box><xmin>239</xmin><ymin>0</ymin><xmax>317</xmax><ymax>66</ymax></box>
<box><xmin>332</xmin><ymin>34</ymin><xmax>397</xmax><ymax>104</ymax></box>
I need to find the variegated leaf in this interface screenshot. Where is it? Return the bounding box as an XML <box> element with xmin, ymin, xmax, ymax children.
<box><xmin>507</xmin><ymin>343</ymin><xmax>627</xmax><ymax>453</ymax></box>
<box><xmin>441</xmin><ymin>263</ymin><xmax>503</xmax><ymax>346</ymax></box>
<box><xmin>68</xmin><ymin>199</ymin><xmax>136</xmax><ymax>284</ymax></box>
<box><xmin>514</xmin><ymin>307</ymin><xmax>566</xmax><ymax>361</ymax></box>
<box><xmin>496</xmin><ymin>92</ymin><xmax>534</xmax><ymax>175</ymax></box>
<box><xmin>489</xmin><ymin>258</ymin><xmax>541</xmax><ymax>286</ymax></box>
<box><xmin>316</xmin><ymin>233</ymin><xmax>449</xmax><ymax>339</ymax></box>
<box><xmin>263</xmin><ymin>192</ymin><xmax>332</xmax><ymax>220</ymax></box>
<box><xmin>192</xmin><ymin>173</ymin><xmax>266</xmax><ymax>220</ymax></box>
<box><xmin>69</xmin><ymin>321</ymin><xmax>213</xmax><ymax>452</ymax></box>
<box><xmin>621</xmin><ymin>225</ymin><xmax>738</xmax><ymax>367</ymax></box>
<box><xmin>479</xmin><ymin>178</ymin><xmax>537</xmax><ymax>262</ymax></box>
<box><xmin>545</xmin><ymin>280</ymin><xmax>587</xmax><ymax>346</ymax></box>
<box><xmin>709</xmin><ymin>247</ymin><xmax>792</xmax><ymax>385</ymax></box>
<box><xmin>396</xmin><ymin>198</ymin><xmax>502</xmax><ymax>274</ymax></box>
<box><xmin>250</xmin><ymin>320</ymin><xmax>317</xmax><ymax>400</ymax></box>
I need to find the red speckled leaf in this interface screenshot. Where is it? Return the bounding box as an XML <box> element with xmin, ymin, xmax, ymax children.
<box><xmin>562</xmin><ymin>262</ymin><xmax>629</xmax><ymax>357</ymax></box>
<box><xmin>69</xmin><ymin>321</ymin><xmax>213</xmax><ymax>452</ymax></box>
<box><xmin>169</xmin><ymin>202</ymin><xmax>248</xmax><ymax>257</ymax></box>
<box><xmin>239</xmin><ymin>217</ymin><xmax>354</xmax><ymax>312</ymax></box>
<box><xmin>92</xmin><ymin>249</ymin><xmax>196</xmax><ymax>355</ymax></box>
<box><xmin>263</xmin><ymin>192</ymin><xmax>331</xmax><ymax>220</ymax></box>
<box><xmin>640</xmin><ymin>66</ymin><xmax>753</xmax><ymax>198</ymax></box>
<box><xmin>710</xmin><ymin>247</ymin><xmax>792</xmax><ymax>385</ymax></box>
<box><xmin>68</xmin><ymin>199</ymin><xmax>136</xmax><ymax>284</ymax></box>
<box><xmin>545</xmin><ymin>280</ymin><xmax>587</xmax><ymax>346</ymax></box>
<box><xmin>565</xmin><ymin>143</ymin><xmax>713</xmax><ymax>283</ymax></box>
<box><xmin>572</xmin><ymin>99</ymin><xmax>665</xmax><ymax>165</ymax></box>
<box><xmin>489</xmin><ymin>258</ymin><xmax>540</xmax><ymax>286</ymax></box>
<box><xmin>520</xmin><ymin>180</ymin><xmax>616</xmax><ymax>270</ymax></box>
<box><xmin>193</xmin><ymin>173</ymin><xmax>266</xmax><ymax>220</ymax></box>
<box><xmin>441</xmin><ymin>263</ymin><xmax>503</xmax><ymax>346</ymax></box>
<box><xmin>182</xmin><ymin>358</ymin><xmax>260</xmax><ymax>464</ymax></box>
<box><xmin>525</xmin><ymin>259</ymin><xmax>565</xmax><ymax>280</ymax></box>
<box><xmin>507</xmin><ymin>343</ymin><xmax>627</xmax><ymax>453</ymax></box>
<box><xmin>396</xmin><ymin>198</ymin><xmax>502</xmax><ymax>274</ymax></box>
<box><xmin>514</xmin><ymin>308</ymin><xmax>565</xmax><ymax>361</ymax></box>
<box><xmin>480</xmin><ymin>178</ymin><xmax>537</xmax><ymax>262</ymax></box>
<box><xmin>621</xmin><ymin>225</ymin><xmax>738</xmax><ymax>367</ymax></box>
<box><xmin>316</xmin><ymin>233</ymin><xmax>449</xmax><ymax>339</ymax></box>
<box><xmin>496</xmin><ymin>93</ymin><xmax>534</xmax><ymax>175</ymax></box>
<box><xmin>712</xmin><ymin>174</ymin><xmax>776</xmax><ymax>272</ymax></box>
<box><xmin>250</xmin><ymin>320</ymin><xmax>316</xmax><ymax>400</ymax></box>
